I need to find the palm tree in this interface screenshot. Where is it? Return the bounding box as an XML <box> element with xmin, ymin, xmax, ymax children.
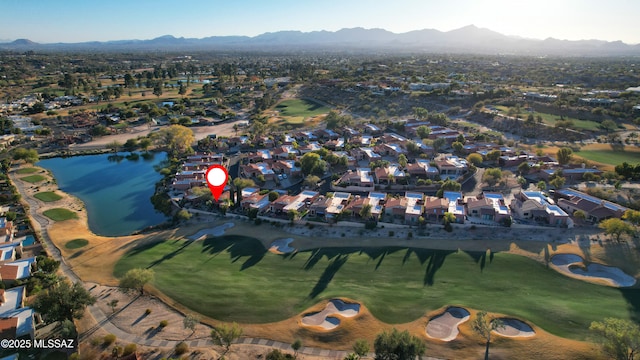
<box><xmin>359</xmin><ymin>203</ymin><xmax>373</xmax><ymax>220</ymax></box>
<box><xmin>288</xmin><ymin>209</ymin><xmax>299</xmax><ymax>224</ymax></box>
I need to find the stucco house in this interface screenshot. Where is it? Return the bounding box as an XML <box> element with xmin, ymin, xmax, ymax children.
<box><xmin>511</xmin><ymin>191</ymin><xmax>571</xmax><ymax>227</ymax></box>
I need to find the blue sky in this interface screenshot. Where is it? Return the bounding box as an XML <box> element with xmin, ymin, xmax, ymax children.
<box><xmin>3</xmin><ymin>0</ymin><xmax>640</xmax><ymax>44</ymax></box>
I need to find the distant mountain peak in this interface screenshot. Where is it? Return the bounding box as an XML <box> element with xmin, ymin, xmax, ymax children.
<box><xmin>11</xmin><ymin>38</ymin><xmax>37</xmax><ymax>45</ymax></box>
<box><xmin>0</xmin><ymin>27</ymin><xmax>637</xmax><ymax>56</ymax></box>
<box><xmin>154</xmin><ymin>35</ymin><xmax>176</xmax><ymax>40</ymax></box>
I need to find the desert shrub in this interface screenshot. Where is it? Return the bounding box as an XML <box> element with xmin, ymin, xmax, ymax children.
<box><xmin>364</xmin><ymin>220</ymin><xmax>377</xmax><ymax>229</ymax></box>
<box><xmin>103</xmin><ymin>334</ymin><xmax>116</xmax><ymax>346</ymax></box>
<box><xmin>159</xmin><ymin>320</ymin><xmax>168</xmax><ymax>328</ymax></box>
<box><xmin>175</xmin><ymin>341</ymin><xmax>189</xmax><ymax>355</ymax></box>
<box><xmin>112</xmin><ymin>346</ymin><xmax>123</xmax><ymax>357</ymax></box>
<box><xmin>145</xmin><ymin>308</ymin><xmax>152</xmax><ymax>315</ymax></box>
<box><xmin>123</xmin><ymin>343</ymin><xmax>137</xmax><ymax>356</ymax></box>
<box><xmin>266</xmin><ymin>349</ymin><xmax>295</xmax><ymax>360</ymax></box>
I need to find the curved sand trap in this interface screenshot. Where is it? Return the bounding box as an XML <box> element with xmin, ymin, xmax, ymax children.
<box><xmin>269</xmin><ymin>238</ymin><xmax>296</xmax><ymax>254</ymax></box>
<box><xmin>551</xmin><ymin>254</ymin><xmax>636</xmax><ymax>287</ymax></box>
<box><xmin>188</xmin><ymin>222</ymin><xmax>235</xmax><ymax>240</ymax></box>
<box><xmin>493</xmin><ymin>318</ymin><xmax>535</xmax><ymax>338</ymax></box>
<box><xmin>426</xmin><ymin>307</ymin><xmax>470</xmax><ymax>341</ymax></box>
<box><xmin>301</xmin><ymin>299</ymin><xmax>361</xmax><ymax>330</ymax></box>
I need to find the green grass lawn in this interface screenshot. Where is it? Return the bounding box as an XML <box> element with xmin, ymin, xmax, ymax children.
<box><xmin>16</xmin><ymin>167</ymin><xmax>39</xmax><ymax>174</ymax></box>
<box><xmin>20</xmin><ymin>174</ymin><xmax>46</xmax><ymax>183</ymax></box>
<box><xmin>575</xmin><ymin>150</ymin><xmax>640</xmax><ymax>167</ymax></box>
<box><xmin>43</xmin><ymin>208</ymin><xmax>78</xmax><ymax>221</ymax></box>
<box><xmin>65</xmin><ymin>238</ymin><xmax>89</xmax><ymax>249</ymax></box>
<box><xmin>114</xmin><ymin>235</ymin><xmax>640</xmax><ymax>340</ymax></box>
<box><xmin>34</xmin><ymin>191</ymin><xmax>62</xmax><ymax>202</ymax></box>
<box><xmin>275</xmin><ymin>99</ymin><xmax>329</xmax><ymax>123</ymax></box>
<box><xmin>494</xmin><ymin>105</ymin><xmax>601</xmax><ymax>131</ymax></box>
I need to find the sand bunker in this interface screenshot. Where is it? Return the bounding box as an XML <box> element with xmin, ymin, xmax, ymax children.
<box><xmin>493</xmin><ymin>318</ymin><xmax>535</xmax><ymax>338</ymax></box>
<box><xmin>551</xmin><ymin>254</ymin><xmax>636</xmax><ymax>287</ymax></box>
<box><xmin>425</xmin><ymin>307</ymin><xmax>470</xmax><ymax>341</ymax></box>
<box><xmin>269</xmin><ymin>238</ymin><xmax>296</xmax><ymax>254</ymax></box>
<box><xmin>188</xmin><ymin>222</ymin><xmax>235</xmax><ymax>240</ymax></box>
<box><xmin>301</xmin><ymin>299</ymin><xmax>361</xmax><ymax>330</ymax></box>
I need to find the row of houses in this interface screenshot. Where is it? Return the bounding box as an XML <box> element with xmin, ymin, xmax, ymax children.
<box><xmin>335</xmin><ymin>156</ymin><xmax>469</xmax><ymax>188</ymax></box>
<box><xmin>238</xmin><ymin>185</ymin><xmax>625</xmax><ymax>228</ymax></box>
<box><xmin>0</xmin><ymin>286</ymin><xmax>35</xmax><ymax>340</ymax></box>
<box><xmin>0</xmin><ymin>214</ymin><xmax>37</xmax><ymax>342</ymax></box>
<box><xmin>219</xmin><ymin>120</ymin><xmax>468</xmax><ymax>155</ymax></box>
<box><xmin>237</xmin><ymin>186</ymin><xmax>508</xmax><ymax>225</ymax></box>
<box><xmin>171</xmin><ymin>153</ymin><xmax>226</xmax><ymax>191</ymax></box>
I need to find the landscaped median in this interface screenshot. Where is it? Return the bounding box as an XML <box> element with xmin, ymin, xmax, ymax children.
<box><xmin>43</xmin><ymin>208</ymin><xmax>78</xmax><ymax>221</ymax></box>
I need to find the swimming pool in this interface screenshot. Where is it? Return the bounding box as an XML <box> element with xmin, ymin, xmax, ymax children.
<box><xmin>22</xmin><ymin>235</ymin><xmax>35</xmax><ymax>246</ymax></box>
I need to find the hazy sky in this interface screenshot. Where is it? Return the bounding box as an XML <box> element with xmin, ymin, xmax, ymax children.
<box><xmin>3</xmin><ymin>0</ymin><xmax>640</xmax><ymax>44</ymax></box>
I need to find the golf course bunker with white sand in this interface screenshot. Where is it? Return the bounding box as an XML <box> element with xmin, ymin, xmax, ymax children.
<box><xmin>494</xmin><ymin>318</ymin><xmax>536</xmax><ymax>338</ymax></box>
<box><xmin>425</xmin><ymin>307</ymin><xmax>470</xmax><ymax>341</ymax></box>
<box><xmin>188</xmin><ymin>222</ymin><xmax>235</xmax><ymax>240</ymax></box>
<box><xmin>269</xmin><ymin>238</ymin><xmax>296</xmax><ymax>254</ymax></box>
<box><xmin>551</xmin><ymin>254</ymin><xmax>636</xmax><ymax>287</ymax></box>
<box><xmin>301</xmin><ymin>299</ymin><xmax>361</xmax><ymax>330</ymax></box>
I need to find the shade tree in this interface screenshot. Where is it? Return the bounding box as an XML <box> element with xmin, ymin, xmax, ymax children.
<box><xmin>32</xmin><ymin>280</ymin><xmax>96</xmax><ymax>323</ymax></box>
<box><xmin>590</xmin><ymin>318</ymin><xmax>640</xmax><ymax>360</ymax></box>
<box><xmin>119</xmin><ymin>268</ymin><xmax>155</xmax><ymax>295</ymax></box>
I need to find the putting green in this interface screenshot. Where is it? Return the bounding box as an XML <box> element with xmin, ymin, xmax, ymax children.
<box><xmin>34</xmin><ymin>191</ymin><xmax>62</xmax><ymax>202</ymax></box>
<box><xmin>43</xmin><ymin>208</ymin><xmax>78</xmax><ymax>221</ymax></box>
<box><xmin>16</xmin><ymin>167</ymin><xmax>39</xmax><ymax>174</ymax></box>
<box><xmin>20</xmin><ymin>174</ymin><xmax>46</xmax><ymax>183</ymax></box>
<box><xmin>114</xmin><ymin>235</ymin><xmax>640</xmax><ymax>340</ymax></box>
<box><xmin>65</xmin><ymin>238</ymin><xmax>89</xmax><ymax>249</ymax></box>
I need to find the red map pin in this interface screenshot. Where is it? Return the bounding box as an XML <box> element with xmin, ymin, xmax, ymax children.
<box><xmin>205</xmin><ymin>164</ymin><xmax>229</xmax><ymax>201</ymax></box>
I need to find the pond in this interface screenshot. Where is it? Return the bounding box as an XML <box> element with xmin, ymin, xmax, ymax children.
<box><xmin>38</xmin><ymin>152</ymin><xmax>168</xmax><ymax>236</ymax></box>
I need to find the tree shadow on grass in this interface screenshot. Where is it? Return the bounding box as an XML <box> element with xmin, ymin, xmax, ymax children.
<box><xmin>303</xmin><ymin>247</ymin><xmax>358</xmax><ymax>270</ymax></box>
<box><xmin>419</xmin><ymin>249</ymin><xmax>456</xmax><ymax>286</ymax></box>
<box><xmin>360</xmin><ymin>247</ymin><xmax>405</xmax><ymax>270</ymax></box>
<box><xmin>463</xmin><ymin>249</ymin><xmax>497</xmax><ymax>272</ymax></box>
<box><xmin>201</xmin><ymin>235</ymin><xmax>267</xmax><ymax>270</ymax></box>
<box><xmin>147</xmin><ymin>240</ymin><xmax>195</xmax><ymax>269</ymax></box>
<box><xmin>620</xmin><ymin>288</ymin><xmax>640</xmax><ymax>323</ymax></box>
<box><xmin>308</xmin><ymin>254</ymin><xmax>349</xmax><ymax>298</ymax></box>
<box><xmin>125</xmin><ymin>240</ymin><xmax>166</xmax><ymax>258</ymax></box>
<box><xmin>397</xmin><ymin>248</ymin><xmax>457</xmax><ymax>285</ymax></box>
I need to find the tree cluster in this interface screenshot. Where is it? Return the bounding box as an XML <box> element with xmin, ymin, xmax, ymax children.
<box><xmin>615</xmin><ymin>162</ymin><xmax>640</xmax><ymax>181</ymax></box>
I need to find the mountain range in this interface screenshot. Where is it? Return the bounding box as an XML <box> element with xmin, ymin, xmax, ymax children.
<box><xmin>2</xmin><ymin>25</ymin><xmax>640</xmax><ymax>56</ymax></box>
